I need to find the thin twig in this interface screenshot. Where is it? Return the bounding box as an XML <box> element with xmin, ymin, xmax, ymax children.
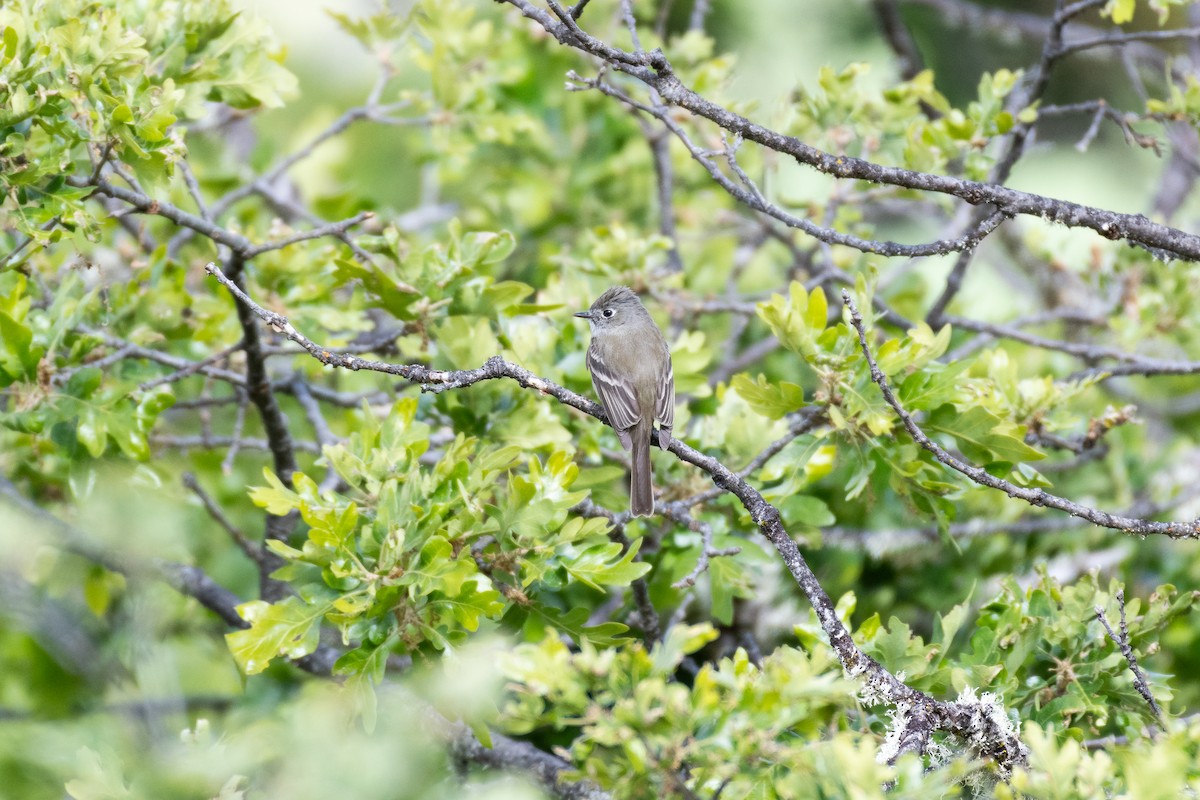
<box><xmin>843</xmin><ymin>291</ymin><xmax>1200</xmax><ymax>538</ymax></box>
<box><xmin>1095</xmin><ymin>589</ymin><xmax>1165</xmax><ymax>728</ymax></box>
<box><xmin>1053</xmin><ymin>26</ymin><xmax>1200</xmax><ymax>61</ymax></box>
<box><xmin>243</xmin><ymin>211</ymin><xmax>374</xmax><ymax>258</ymax></box>
<box><xmin>658</xmin><ymin>503</ymin><xmax>741</xmax><ymax>589</ymax></box>
<box><xmin>220</xmin><ymin>391</ymin><xmax>250</xmax><ymax>475</ymax></box>
<box><xmin>291</xmin><ymin>376</ymin><xmax>342</xmax><ymax>492</ymax></box>
<box><xmin>566</xmin><ymin>70</ymin><xmax>1010</xmax><ymax>259</ymax></box>
<box><xmin>179</xmin><ymin>159</ymin><xmax>211</xmax><ymax>221</ymax></box>
<box><xmin>182</xmin><ymin>472</ymin><xmax>265</xmax><ymax>565</ymax></box>
<box><xmin>137</xmin><ymin>338</ymin><xmax>246</xmax><ymax>391</ymax></box>
<box><xmin>151</xmin><ymin>434</ymin><xmax>321</xmax><ymax>455</ymax></box>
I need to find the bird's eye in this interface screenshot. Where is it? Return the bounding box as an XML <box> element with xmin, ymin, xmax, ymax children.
<box><xmin>602</xmin><ymin>308</ymin><xmax>614</xmax><ymax>318</ymax></box>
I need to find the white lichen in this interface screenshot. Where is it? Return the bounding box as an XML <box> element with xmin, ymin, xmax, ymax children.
<box><xmin>952</xmin><ymin>685</ymin><xmax>1029</xmax><ymax>777</ymax></box>
<box><xmin>876</xmin><ymin>703</ymin><xmax>911</xmax><ymax>765</ymax></box>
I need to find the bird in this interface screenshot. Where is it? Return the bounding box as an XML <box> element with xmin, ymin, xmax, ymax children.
<box><xmin>575</xmin><ymin>286</ymin><xmax>674</xmax><ymax>516</ymax></box>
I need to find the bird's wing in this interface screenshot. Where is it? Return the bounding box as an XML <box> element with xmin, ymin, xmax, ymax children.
<box><xmin>587</xmin><ymin>345</ymin><xmax>640</xmax><ymax>435</ymax></box>
<box><xmin>656</xmin><ymin>352</ymin><xmax>675</xmax><ymax>430</ymax></box>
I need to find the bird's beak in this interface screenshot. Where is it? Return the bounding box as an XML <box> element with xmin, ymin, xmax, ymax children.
<box><xmin>574</xmin><ymin>310</ymin><xmax>593</xmax><ymax>319</ymax></box>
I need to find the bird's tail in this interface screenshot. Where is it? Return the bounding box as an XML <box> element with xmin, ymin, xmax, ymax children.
<box><xmin>630</xmin><ymin>420</ymin><xmax>654</xmax><ymax>516</ymax></box>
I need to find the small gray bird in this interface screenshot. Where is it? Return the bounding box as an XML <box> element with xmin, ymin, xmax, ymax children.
<box><xmin>575</xmin><ymin>286</ymin><xmax>674</xmax><ymax>516</ymax></box>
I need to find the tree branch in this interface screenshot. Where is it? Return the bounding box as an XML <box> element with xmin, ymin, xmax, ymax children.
<box><xmin>566</xmin><ymin>70</ymin><xmax>1010</xmax><ymax>259</ymax></box>
<box><xmin>182</xmin><ymin>472</ymin><xmax>266</xmax><ymax>566</ymax></box>
<box><xmin>1096</xmin><ymin>589</ymin><xmax>1166</xmax><ymax>728</ymax></box>
<box><xmin>501</xmin><ymin>0</ymin><xmax>1200</xmax><ymax>261</ymax></box>
<box><xmin>843</xmin><ymin>291</ymin><xmax>1200</xmax><ymax>539</ymax></box>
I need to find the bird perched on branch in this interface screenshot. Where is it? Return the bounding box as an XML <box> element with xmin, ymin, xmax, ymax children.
<box><xmin>575</xmin><ymin>286</ymin><xmax>674</xmax><ymax>516</ymax></box>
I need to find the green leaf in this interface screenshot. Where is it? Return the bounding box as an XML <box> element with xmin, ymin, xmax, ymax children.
<box><xmin>0</xmin><ymin>310</ymin><xmax>40</xmax><ymax>380</ymax></box>
<box><xmin>434</xmin><ymin>316</ymin><xmax>500</xmax><ymax>370</ymax></box>
<box><xmin>2</xmin><ymin>26</ymin><xmax>17</xmax><ymax>65</ymax></box>
<box><xmin>1107</xmin><ymin>0</ymin><xmax>1135</xmax><ymax>23</ymax></box>
<box><xmin>933</xmin><ymin>593</ymin><xmax>973</xmax><ymax>659</ymax></box>
<box><xmin>651</xmin><ymin>623</ymin><xmax>719</xmax><ymax>674</ymax></box>
<box><xmin>65</xmin><ymin>368</ymin><xmax>102</xmax><ymax>399</ymax></box>
<box><xmin>463</xmin><ymin>230</ymin><xmax>516</xmax><ymax>265</ymax></box>
<box><xmin>756</xmin><ymin>281</ymin><xmax>824</xmax><ymax>359</ymax></box>
<box><xmin>334</xmin><ymin>638</ymin><xmax>394</xmax><ymax>732</ymax></box>
<box><xmin>265</xmin><ymin>539</ymin><xmax>303</xmax><ymax>560</ymax></box>
<box><xmin>225</xmin><ymin>596</ymin><xmax>333</xmax><ymax>674</ymax></box>
<box><xmin>406</xmin><ymin>535</ymin><xmax>475</xmax><ymax>596</ymax></box>
<box><xmin>564</xmin><ymin>537</ymin><xmax>651</xmax><ymax>591</ymax></box>
<box><xmin>897</xmin><ymin>359</ymin><xmax>971</xmax><ymax>410</ymax></box>
<box><xmin>530</xmin><ymin>605</ymin><xmax>632</xmax><ymax>647</ymax></box>
<box><xmin>709</xmin><ymin>554</ymin><xmax>752</xmax><ymax>625</ymax></box>
<box><xmin>731</xmin><ymin>373</ymin><xmax>806</xmax><ymax>419</ymax></box>
<box><xmin>76</xmin><ymin>414</ymin><xmax>108</xmax><ymax>458</ymax></box>
<box><xmin>427</xmin><ymin>582</ymin><xmax>504</xmax><ymax>634</ymax></box>
<box><xmin>333</xmin><ymin>257</ymin><xmax>419</xmax><ymax>316</ymax></box>
<box><xmin>483</xmin><ymin>280</ymin><xmax>533</xmax><ymax>313</ymax></box>
<box><xmin>780</xmin><ymin>495</ymin><xmax>835</xmax><ymax>528</ymax></box>
<box><xmin>927</xmin><ymin>405</ymin><xmax>1044</xmax><ymax>465</ymax></box>
<box><xmin>805</xmin><ymin>285</ymin><xmax>828</xmax><ymax>331</ymax></box>
<box><xmin>64</xmin><ymin>747</ymin><xmax>131</xmax><ymax>800</ymax></box>
<box><xmin>248</xmin><ymin>468</ymin><xmax>301</xmax><ymax>515</ymax></box>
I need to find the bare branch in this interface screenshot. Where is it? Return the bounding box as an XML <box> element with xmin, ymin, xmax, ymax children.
<box><xmin>69</xmin><ymin>176</ymin><xmax>375</xmax><ymax>262</ymax></box>
<box><xmin>826</xmin><ymin>485</ymin><xmax>1199</xmax><ymax>553</ymax></box>
<box><xmin>941</xmin><ymin>307</ymin><xmax>1108</xmax><ymax>362</ymax></box>
<box><xmin>658</xmin><ymin>502</ymin><xmax>741</xmax><ymax>589</ymax></box>
<box><xmin>182</xmin><ymin>472</ymin><xmax>265</xmax><ymax>566</ymax></box>
<box><xmin>290</xmin><ymin>376</ymin><xmax>342</xmax><ymax>492</ymax></box>
<box><xmin>220</xmin><ymin>255</ymin><xmax>299</xmax><ymax>483</ymax></box>
<box><xmin>1096</xmin><ymin>589</ymin><xmax>1166</xmax><ymax>728</ymax></box>
<box><xmin>69</xmin><ymin>175</ymin><xmax>255</xmax><ymax>253</ymax></box>
<box><xmin>243</xmin><ymin>211</ymin><xmax>374</xmax><ymax>258</ymax></box>
<box><xmin>1054</xmin><ymin>26</ymin><xmax>1200</xmax><ymax>62</ymax></box>
<box><xmin>843</xmin><ymin>291</ymin><xmax>1200</xmax><ymax>539</ymax></box>
<box><xmin>446</xmin><ymin>720</ymin><xmax>611</xmax><ymax>800</ymax></box>
<box><xmin>568</xmin><ymin>0</ymin><xmax>592</xmax><ymax>20</ymax></box>
<box><xmin>151</xmin><ymin>434</ymin><xmax>322</xmax><ymax>455</ymax></box>
<box><xmin>871</xmin><ymin>0</ymin><xmax>926</xmax><ymax>81</ymax></box>
<box><xmin>137</xmin><ymin>338</ymin><xmax>246</xmax><ymax>392</ymax></box>
<box><xmin>567</xmin><ymin>70</ymin><xmax>1011</xmax><ymax>259</ymax></box>
<box><xmin>503</xmin><ymin>0</ymin><xmax>1200</xmax><ymax>260</ymax></box>
<box><xmin>179</xmin><ymin>158</ymin><xmax>211</xmax><ymax>221</ymax></box>
<box><xmin>219</xmin><ymin>390</ymin><xmax>250</xmax><ymax>475</ymax></box>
